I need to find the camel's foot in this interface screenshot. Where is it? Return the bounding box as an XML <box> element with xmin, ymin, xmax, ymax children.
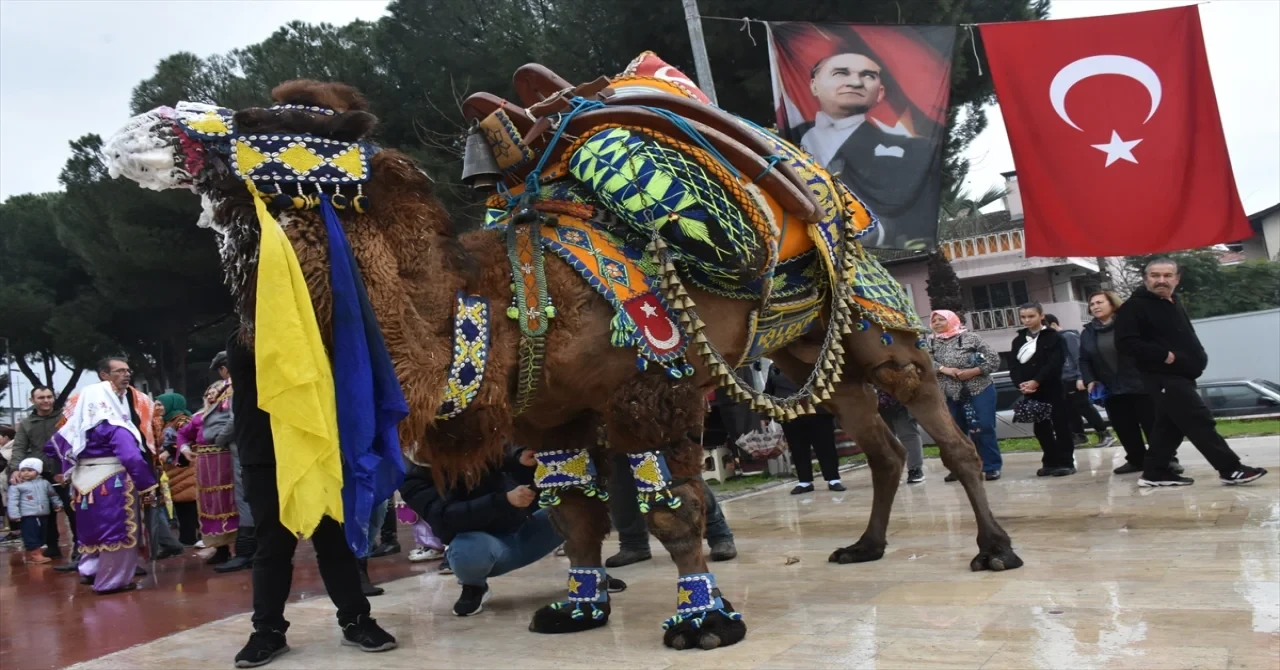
<box><xmin>528</xmin><ymin>600</ymin><xmax>611</xmax><ymax>634</ymax></box>
<box><xmin>662</xmin><ymin>599</ymin><xmax>747</xmax><ymax>650</ymax></box>
<box><xmin>828</xmin><ymin>539</ymin><xmax>886</xmax><ymax>564</ymax></box>
<box><xmin>970</xmin><ymin>544</ymin><xmax>1024</xmax><ymax>572</ymax></box>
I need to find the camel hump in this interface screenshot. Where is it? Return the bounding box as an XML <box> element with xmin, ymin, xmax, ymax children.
<box><xmin>271</xmin><ymin>80</ymin><xmax>371</xmax><ymax>113</ymax></box>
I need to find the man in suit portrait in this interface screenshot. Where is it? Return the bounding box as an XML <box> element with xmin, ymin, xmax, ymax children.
<box><xmin>798</xmin><ymin>52</ymin><xmax>940</xmax><ymax>249</ymax></box>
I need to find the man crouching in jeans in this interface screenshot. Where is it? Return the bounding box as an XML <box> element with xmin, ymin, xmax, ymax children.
<box><xmin>400</xmin><ymin>446</ymin><xmax>624</xmax><ymax>616</ymax></box>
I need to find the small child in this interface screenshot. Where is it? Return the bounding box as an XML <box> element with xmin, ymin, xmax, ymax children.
<box><xmin>7</xmin><ymin>458</ymin><xmax>63</xmax><ymax>564</ymax></box>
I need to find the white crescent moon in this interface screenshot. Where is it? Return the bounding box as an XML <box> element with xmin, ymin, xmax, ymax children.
<box><xmin>644</xmin><ymin>318</ymin><xmax>681</xmax><ymax>351</ymax></box>
<box><xmin>1049</xmin><ymin>55</ymin><xmax>1162</xmax><ymax>131</ymax></box>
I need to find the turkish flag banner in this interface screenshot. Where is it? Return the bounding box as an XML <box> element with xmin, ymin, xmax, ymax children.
<box><xmin>980</xmin><ymin>6</ymin><xmax>1250</xmax><ymax>256</ymax></box>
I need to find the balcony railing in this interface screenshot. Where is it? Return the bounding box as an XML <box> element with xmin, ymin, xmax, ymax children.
<box><xmin>941</xmin><ymin>229</ymin><xmax>1024</xmax><ymax>261</ymax></box>
<box><xmin>967</xmin><ymin>301</ymin><xmax>1092</xmax><ymax>332</ymax></box>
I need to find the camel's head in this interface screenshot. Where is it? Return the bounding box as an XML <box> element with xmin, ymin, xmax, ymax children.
<box><xmin>104</xmin><ymin>81</ymin><xmax>396</xmax><ymax>329</ymax></box>
<box><xmin>105</xmin><ymin>80</ymin><xmax>379</xmax><ymax>228</ymax></box>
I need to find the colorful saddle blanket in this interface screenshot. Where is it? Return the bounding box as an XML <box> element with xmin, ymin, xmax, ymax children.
<box><xmin>473</xmin><ymin>54</ymin><xmax>925</xmax><ymax>344</ymax></box>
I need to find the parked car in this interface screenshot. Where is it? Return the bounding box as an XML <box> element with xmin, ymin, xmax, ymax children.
<box><xmin>1197</xmin><ymin>379</ymin><xmax>1280</xmax><ymax>418</ymax></box>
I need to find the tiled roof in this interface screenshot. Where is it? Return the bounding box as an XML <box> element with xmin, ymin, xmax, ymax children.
<box><xmin>866</xmin><ymin>248</ymin><xmax>928</xmax><ymax>264</ymax></box>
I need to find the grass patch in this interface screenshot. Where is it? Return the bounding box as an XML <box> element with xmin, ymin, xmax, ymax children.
<box><xmin>706</xmin><ymin>417</ymin><xmax>1278</xmax><ymax>496</ymax></box>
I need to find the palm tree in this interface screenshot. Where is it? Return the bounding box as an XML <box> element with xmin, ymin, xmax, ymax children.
<box><xmin>938</xmin><ymin>183</ymin><xmax>1007</xmax><ymax>241</ymax></box>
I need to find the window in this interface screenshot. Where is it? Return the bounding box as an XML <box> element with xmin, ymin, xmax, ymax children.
<box><xmin>1199</xmin><ymin>384</ymin><xmax>1272</xmax><ymax>416</ymax></box>
<box><xmin>970</xmin><ymin>279</ymin><xmax>1030</xmax><ymax>310</ymax></box>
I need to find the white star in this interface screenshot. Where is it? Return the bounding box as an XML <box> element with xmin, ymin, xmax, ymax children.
<box><xmin>640</xmin><ymin>302</ymin><xmax>659</xmax><ymax>318</ymax></box>
<box><xmin>1090</xmin><ymin>130</ymin><xmax>1142</xmax><ymax>167</ymax></box>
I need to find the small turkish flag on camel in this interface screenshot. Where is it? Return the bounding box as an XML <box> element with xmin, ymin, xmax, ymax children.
<box><xmin>981</xmin><ymin>6</ymin><xmax>1250</xmax><ymax>256</ymax></box>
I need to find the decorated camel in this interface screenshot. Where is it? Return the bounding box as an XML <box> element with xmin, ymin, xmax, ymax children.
<box><xmin>105</xmin><ymin>54</ymin><xmax>1021</xmax><ymax>651</ymax></box>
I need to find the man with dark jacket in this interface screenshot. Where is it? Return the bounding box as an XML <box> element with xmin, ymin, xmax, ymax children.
<box><xmin>8</xmin><ymin>386</ymin><xmax>76</xmax><ymax>560</ymax></box>
<box><xmin>1009</xmin><ymin>303</ymin><xmax>1076</xmax><ymax>476</ymax></box>
<box><xmin>400</xmin><ymin>448</ymin><xmax>565</xmax><ymax>616</ymax></box>
<box><xmin>1115</xmin><ymin>258</ymin><xmax>1267</xmax><ymax>487</ymax></box>
<box><xmin>1045</xmin><ymin>314</ymin><xmax>1115</xmax><ymax>448</ymax></box>
<box><xmin>226</xmin><ymin>331</ymin><xmax>397</xmax><ymax>668</ymax></box>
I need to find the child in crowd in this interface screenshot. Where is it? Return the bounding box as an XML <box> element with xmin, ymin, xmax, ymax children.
<box><xmin>7</xmin><ymin>458</ymin><xmax>63</xmax><ymax>564</ymax></box>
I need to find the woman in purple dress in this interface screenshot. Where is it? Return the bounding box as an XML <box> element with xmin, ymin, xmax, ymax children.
<box><xmin>47</xmin><ymin>380</ymin><xmax>158</xmax><ymax>594</ymax></box>
<box><xmin>178</xmin><ymin>381</ymin><xmax>239</xmax><ymax>562</ymax></box>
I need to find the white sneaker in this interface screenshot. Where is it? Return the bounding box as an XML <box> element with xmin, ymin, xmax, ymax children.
<box><xmin>408</xmin><ymin>546</ymin><xmax>444</xmax><ymax>562</ymax></box>
<box><xmin>194</xmin><ymin>540</ymin><xmax>206</xmax><ymax>549</ymax></box>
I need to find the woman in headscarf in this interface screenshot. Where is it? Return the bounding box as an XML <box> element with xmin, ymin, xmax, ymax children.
<box><xmin>927</xmin><ymin>310</ymin><xmax>1003</xmax><ymax>480</ymax></box>
<box><xmin>177</xmin><ymin>381</ymin><xmax>239</xmax><ymax>563</ymax></box>
<box><xmin>157</xmin><ymin>393</ymin><xmax>200</xmax><ymax>545</ymax></box>
<box><xmin>45</xmin><ymin>380</ymin><xmax>159</xmax><ymax>594</ymax></box>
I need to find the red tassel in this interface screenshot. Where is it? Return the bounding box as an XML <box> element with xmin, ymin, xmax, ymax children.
<box><xmin>100</xmin><ymin>483</ymin><xmax>108</xmax><ymax>496</ymax></box>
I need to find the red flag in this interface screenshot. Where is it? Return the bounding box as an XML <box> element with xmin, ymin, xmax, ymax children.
<box><xmin>980</xmin><ymin>7</ymin><xmax>1250</xmax><ymax>256</ymax></box>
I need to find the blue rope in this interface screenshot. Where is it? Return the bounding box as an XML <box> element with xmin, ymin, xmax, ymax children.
<box><xmin>632</xmin><ymin>105</ymin><xmax>742</xmax><ymax>179</ymax></box>
<box><xmin>524</xmin><ymin>97</ymin><xmax>607</xmax><ymax>195</ymax></box>
<box><xmin>756</xmin><ymin>154</ymin><xmax>784</xmax><ymax>181</ymax></box>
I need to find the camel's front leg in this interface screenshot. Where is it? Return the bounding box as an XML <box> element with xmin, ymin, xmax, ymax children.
<box><xmin>635</xmin><ymin>442</ymin><xmax>747</xmax><ymax>650</ymax></box>
<box><xmin>527</xmin><ymin>448</ymin><xmax>615</xmax><ymax>634</ymax></box>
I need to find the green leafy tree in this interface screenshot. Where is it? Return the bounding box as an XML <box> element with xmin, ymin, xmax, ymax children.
<box><xmin>50</xmin><ymin>135</ymin><xmax>231</xmax><ymax>394</ymax></box>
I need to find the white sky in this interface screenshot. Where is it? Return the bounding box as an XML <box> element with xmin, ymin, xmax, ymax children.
<box><xmin>0</xmin><ymin>0</ymin><xmax>1276</xmax><ymax>214</ymax></box>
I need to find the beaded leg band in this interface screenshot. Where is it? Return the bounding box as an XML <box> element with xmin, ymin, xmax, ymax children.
<box><xmin>546</xmin><ymin>566</ymin><xmax>609</xmax><ymax>621</ymax></box>
<box><xmin>534</xmin><ymin>448</ymin><xmax>608</xmax><ymax>508</ymax></box>
<box><xmin>661</xmin><ymin>572</ymin><xmax>742</xmax><ymax>630</ymax></box>
<box><xmin>628</xmin><ymin>451</ymin><xmax>682</xmax><ymax>513</ymax></box>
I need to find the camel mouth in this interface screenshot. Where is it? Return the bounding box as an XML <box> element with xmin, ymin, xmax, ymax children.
<box><xmin>106</xmin><ymin>102</ymin><xmax>236</xmax><ymax>194</ymax></box>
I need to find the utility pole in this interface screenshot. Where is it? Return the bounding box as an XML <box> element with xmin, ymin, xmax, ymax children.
<box><xmin>680</xmin><ymin>0</ymin><xmax>719</xmax><ymax>106</ymax></box>
<box><xmin>2</xmin><ymin>338</ymin><xmax>14</xmax><ymax>426</ymax></box>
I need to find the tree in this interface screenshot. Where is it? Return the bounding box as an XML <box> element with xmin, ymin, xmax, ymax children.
<box><xmin>50</xmin><ymin>134</ymin><xmax>231</xmax><ymax>394</ymax></box>
<box><xmin>926</xmin><ymin>250</ymin><xmax>965</xmax><ymax>316</ymax></box>
<box><xmin>938</xmin><ymin>183</ymin><xmax>1007</xmax><ymax>240</ymax></box>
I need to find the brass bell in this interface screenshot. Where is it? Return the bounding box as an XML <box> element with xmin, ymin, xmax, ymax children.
<box><xmin>461</xmin><ymin>126</ymin><xmax>501</xmax><ymax>191</ymax></box>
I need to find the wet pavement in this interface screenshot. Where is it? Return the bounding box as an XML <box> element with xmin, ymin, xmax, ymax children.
<box><xmin>4</xmin><ymin>437</ymin><xmax>1277</xmax><ymax>670</ymax></box>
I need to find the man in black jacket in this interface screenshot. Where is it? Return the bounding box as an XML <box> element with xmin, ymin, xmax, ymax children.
<box><xmin>1009</xmin><ymin>303</ymin><xmax>1076</xmax><ymax>476</ymax></box>
<box><xmin>226</xmin><ymin>331</ymin><xmax>397</xmax><ymax>668</ymax></box>
<box><xmin>399</xmin><ymin>448</ymin><xmax>564</xmax><ymax>617</ymax></box>
<box><xmin>1115</xmin><ymin>258</ymin><xmax>1267</xmax><ymax>487</ymax></box>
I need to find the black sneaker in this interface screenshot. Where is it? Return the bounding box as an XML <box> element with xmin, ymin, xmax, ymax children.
<box><xmin>944</xmin><ymin>473</ymin><xmax>958</xmax><ymax>482</ymax></box>
<box><xmin>1170</xmin><ymin>461</ymin><xmax>1185</xmax><ymax>475</ymax></box>
<box><xmin>606</xmin><ymin>577</ymin><xmax>627</xmax><ymax>593</ymax></box>
<box><xmin>234</xmin><ymin>630</ymin><xmax>290</xmax><ymax>668</ymax></box>
<box><xmin>605</xmin><ymin>547</ymin><xmax>652</xmax><ymax>568</ymax></box>
<box><xmin>340</xmin><ymin>615</ymin><xmax>397</xmax><ymax>652</ymax></box>
<box><xmin>907</xmin><ymin>468</ymin><xmax>924</xmax><ymax>484</ymax></box>
<box><xmin>1140</xmin><ymin>471</ymin><xmax>1195</xmax><ymax>487</ymax></box>
<box><xmin>453</xmin><ymin>584</ymin><xmax>491</xmax><ymax>616</ymax></box>
<box><xmin>827</xmin><ymin>482</ymin><xmax>846</xmax><ymax>492</ymax></box>
<box><xmin>1050</xmin><ymin>467</ymin><xmax>1077</xmax><ymax>477</ymax></box>
<box><xmin>1096</xmin><ymin>433</ymin><xmax>1116</xmax><ymax>448</ymax></box>
<box><xmin>985</xmin><ymin>470</ymin><xmax>1001</xmax><ymax>481</ymax></box>
<box><xmin>1113</xmin><ymin>462</ymin><xmax>1143</xmax><ymax>475</ymax></box>
<box><xmin>1036</xmin><ymin>467</ymin><xmax>1052</xmax><ymax>477</ymax></box>
<box><xmin>370</xmin><ymin>541</ymin><xmax>401</xmax><ymax>558</ymax></box>
<box><xmin>790</xmin><ymin>484</ymin><xmax>815</xmax><ymax>495</ymax></box>
<box><xmin>1220</xmin><ymin>466</ymin><xmax>1267</xmax><ymax>486</ymax></box>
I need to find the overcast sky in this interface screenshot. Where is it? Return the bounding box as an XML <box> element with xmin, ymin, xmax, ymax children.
<box><xmin>1</xmin><ymin>0</ymin><xmax>1276</xmax><ymax>215</ymax></box>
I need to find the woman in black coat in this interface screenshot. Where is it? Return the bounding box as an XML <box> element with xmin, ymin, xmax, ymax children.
<box><xmin>1009</xmin><ymin>303</ymin><xmax>1077</xmax><ymax>476</ymax></box>
<box><xmin>1079</xmin><ymin>291</ymin><xmax>1163</xmax><ymax>475</ymax></box>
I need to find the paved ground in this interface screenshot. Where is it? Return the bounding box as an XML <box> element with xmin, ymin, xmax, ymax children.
<box><xmin>4</xmin><ymin>437</ymin><xmax>1277</xmax><ymax>670</ymax></box>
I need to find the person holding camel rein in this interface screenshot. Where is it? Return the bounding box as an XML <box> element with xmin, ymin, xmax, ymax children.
<box><xmin>1009</xmin><ymin>303</ymin><xmax>1076</xmax><ymax>477</ymax></box>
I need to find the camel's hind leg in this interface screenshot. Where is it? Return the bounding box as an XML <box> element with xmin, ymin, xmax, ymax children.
<box><xmin>775</xmin><ymin>348</ymin><xmax>905</xmax><ymax>563</ymax></box>
<box><xmin>891</xmin><ymin>358</ymin><xmax>1022</xmax><ymax>571</ymax></box>
<box><xmin>606</xmin><ymin>373</ymin><xmax>747</xmax><ymax>650</ymax></box>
